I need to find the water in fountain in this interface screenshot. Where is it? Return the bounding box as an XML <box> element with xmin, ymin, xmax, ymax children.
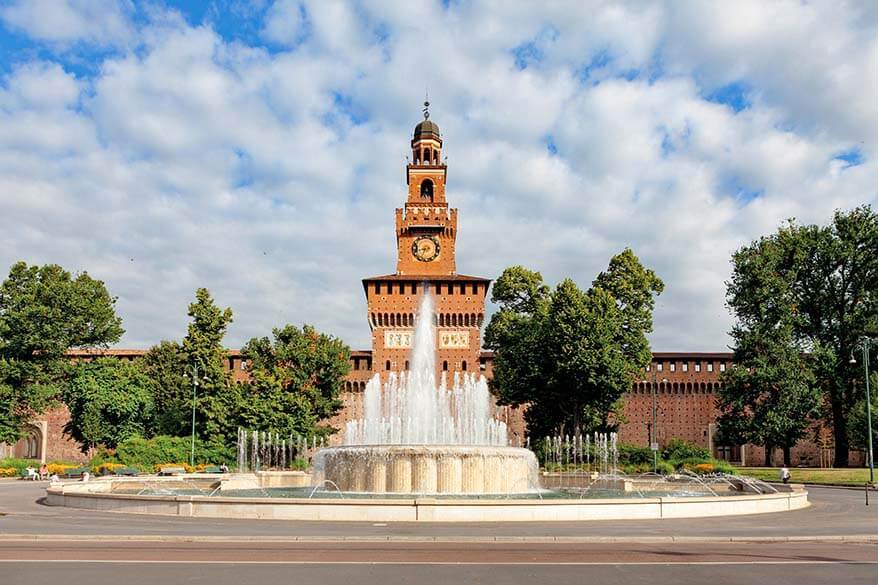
<box><xmin>541</xmin><ymin>432</ymin><xmax>618</xmax><ymax>474</ymax></box>
<box><xmin>343</xmin><ymin>292</ymin><xmax>508</xmax><ymax>446</ymax></box>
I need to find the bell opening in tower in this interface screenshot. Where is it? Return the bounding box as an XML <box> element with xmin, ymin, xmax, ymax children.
<box><xmin>420</xmin><ymin>179</ymin><xmax>434</xmax><ymax>200</ymax></box>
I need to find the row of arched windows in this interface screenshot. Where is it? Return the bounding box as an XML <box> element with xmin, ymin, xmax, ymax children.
<box><xmin>343</xmin><ymin>380</ymin><xmax>367</xmax><ymax>392</ymax></box>
<box><xmin>384</xmin><ymin>360</ymin><xmax>468</xmax><ymax>372</ymax></box>
<box><xmin>369</xmin><ymin>312</ymin><xmax>484</xmax><ymax>328</ymax></box>
<box><xmin>631</xmin><ymin>381</ymin><xmax>720</xmax><ymax>394</ymax></box>
<box><xmin>371</xmin><ymin>281</ymin><xmax>483</xmax><ymax>295</ymax></box>
<box><xmin>413</xmin><ymin>148</ymin><xmax>440</xmax><ymax>165</ymax></box>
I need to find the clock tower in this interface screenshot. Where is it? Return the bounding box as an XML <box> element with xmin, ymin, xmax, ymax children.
<box><xmin>362</xmin><ymin>102</ymin><xmax>489</xmax><ymax>380</ymax></box>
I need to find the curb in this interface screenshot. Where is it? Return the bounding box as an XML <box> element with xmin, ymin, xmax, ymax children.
<box><xmin>1</xmin><ymin>534</ymin><xmax>877</xmax><ymax>544</ymax></box>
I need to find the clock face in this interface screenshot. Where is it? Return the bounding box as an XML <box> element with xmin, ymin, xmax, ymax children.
<box><xmin>412</xmin><ymin>235</ymin><xmax>440</xmax><ymax>262</ymax></box>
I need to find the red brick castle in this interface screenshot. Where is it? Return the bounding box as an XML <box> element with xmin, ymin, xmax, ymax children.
<box><xmin>2</xmin><ymin>107</ymin><xmax>856</xmax><ymax>469</ymax></box>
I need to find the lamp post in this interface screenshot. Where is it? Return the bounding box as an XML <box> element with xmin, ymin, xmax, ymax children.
<box><xmin>644</xmin><ymin>369</ymin><xmax>668</xmax><ymax>473</ymax></box>
<box><xmin>183</xmin><ymin>364</ymin><xmax>205</xmax><ymax>468</ymax></box>
<box><xmin>850</xmin><ymin>338</ymin><xmax>875</xmax><ymax>484</ymax></box>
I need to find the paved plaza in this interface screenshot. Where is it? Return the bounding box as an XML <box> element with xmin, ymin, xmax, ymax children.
<box><xmin>2</xmin><ymin>480</ymin><xmax>876</xmax><ymax>584</ymax></box>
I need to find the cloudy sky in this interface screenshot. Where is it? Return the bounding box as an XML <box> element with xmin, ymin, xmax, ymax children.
<box><xmin>0</xmin><ymin>1</ymin><xmax>875</xmax><ymax>352</ymax></box>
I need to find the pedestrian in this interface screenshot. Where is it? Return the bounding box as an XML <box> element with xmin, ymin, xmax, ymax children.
<box><xmin>780</xmin><ymin>466</ymin><xmax>790</xmax><ymax>484</ymax></box>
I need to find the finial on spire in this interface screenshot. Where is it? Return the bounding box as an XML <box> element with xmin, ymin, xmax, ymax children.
<box><xmin>423</xmin><ymin>88</ymin><xmax>430</xmax><ymax>119</ymax></box>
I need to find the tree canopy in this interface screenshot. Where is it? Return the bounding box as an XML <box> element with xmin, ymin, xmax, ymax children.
<box><xmin>141</xmin><ymin>340</ymin><xmax>189</xmax><ymax>436</ymax></box>
<box><xmin>724</xmin><ymin>206</ymin><xmax>878</xmax><ymax>466</ymax></box>
<box><xmin>181</xmin><ymin>288</ymin><xmax>235</xmax><ymax>446</ymax></box>
<box><xmin>717</xmin><ymin>323</ymin><xmax>822</xmax><ymax>466</ymax></box>
<box><xmin>62</xmin><ymin>357</ymin><xmax>155</xmax><ymax>451</ymax></box>
<box><xmin>0</xmin><ymin>262</ymin><xmax>123</xmax><ymax>444</ymax></box>
<box><xmin>239</xmin><ymin>324</ymin><xmax>351</xmax><ymax>438</ymax></box>
<box><xmin>485</xmin><ymin>249</ymin><xmax>663</xmax><ymax>438</ymax></box>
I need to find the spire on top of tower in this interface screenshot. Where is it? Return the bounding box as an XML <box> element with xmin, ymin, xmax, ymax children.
<box><xmin>413</xmin><ymin>96</ymin><xmax>440</xmax><ymax>142</ymax></box>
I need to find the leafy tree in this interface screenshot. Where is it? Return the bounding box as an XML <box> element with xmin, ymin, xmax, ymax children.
<box><xmin>726</xmin><ymin>207</ymin><xmax>878</xmax><ymax>466</ymax></box>
<box><xmin>181</xmin><ymin>288</ymin><xmax>235</xmax><ymax>446</ymax></box>
<box><xmin>0</xmin><ymin>262</ymin><xmax>123</xmax><ymax>444</ymax></box>
<box><xmin>141</xmin><ymin>340</ymin><xmax>189</xmax><ymax>436</ymax></box>
<box><xmin>62</xmin><ymin>357</ymin><xmax>155</xmax><ymax>451</ymax></box>
<box><xmin>717</xmin><ymin>324</ymin><xmax>822</xmax><ymax>466</ymax></box>
<box><xmin>485</xmin><ymin>250</ymin><xmax>663</xmax><ymax>438</ymax></box>
<box><xmin>239</xmin><ymin>324</ymin><xmax>351</xmax><ymax>438</ymax></box>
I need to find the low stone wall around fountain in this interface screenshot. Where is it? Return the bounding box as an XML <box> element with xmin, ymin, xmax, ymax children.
<box><xmin>313</xmin><ymin>445</ymin><xmax>539</xmax><ymax>494</ymax></box>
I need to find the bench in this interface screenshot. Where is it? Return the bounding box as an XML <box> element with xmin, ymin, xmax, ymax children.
<box><xmin>202</xmin><ymin>465</ymin><xmax>223</xmax><ymax>474</ymax></box>
<box><xmin>112</xmin><ymin>466</ymin><xmax>139</xmax><ymax>476</ymax></box>
<box><xmin>21</xmin><ymin>468</ymin><xmax>39</xmax><ymax>481</ymax></box>
<box><xmin>158</xmin><ymin>466</ymin><xmax>186</xmax><ymax>476</ymax></box>
<box><xmin>62</xmin><ymin>467</ymin><xmax>89</xmax><ymax>478</ymax></box>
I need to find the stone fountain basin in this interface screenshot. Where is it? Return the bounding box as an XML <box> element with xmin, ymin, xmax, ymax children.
<box><xmin>313</xmin><ymin>445</ymin><xmax>539</xmax><ymax>495</ymax></box>
<box><xmin>45</xmin><ymin>478</ymin><xmax>810</xmax><ymax>522</ymax></box>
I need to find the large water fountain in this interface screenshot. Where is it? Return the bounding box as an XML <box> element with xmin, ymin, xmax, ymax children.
<box><xmin>45</xmin><ymin>291</ymin><xmax>810</xmax><ymax>520</ymax></box>
<box><xmin>312</xmin><ymin>293</ymin><xmax>539</xmax><ymax>494</ymax></box>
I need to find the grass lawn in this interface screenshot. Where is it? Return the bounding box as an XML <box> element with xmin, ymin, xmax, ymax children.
<box><xmin>738</xmin><ymin>466</ymin><xmax>873</xmax><ymax>485</ymax></box>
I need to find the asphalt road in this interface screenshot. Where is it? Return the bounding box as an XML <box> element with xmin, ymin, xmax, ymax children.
<box><xmin>2</xmin><ymin>540</ymin><xmax>878</xmax><ymax>585</ymax></box>
<box><xmin>2</xmin><ymin>481</ymin><xmax>878</xmax><ymax>584</ymax></box>
<box><xmin>5</xmin><ymin>561</ymin><xmax>878</xmax><ymax>585</ymax></box>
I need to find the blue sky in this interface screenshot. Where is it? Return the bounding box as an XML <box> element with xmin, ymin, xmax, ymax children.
<box><xmin>0</xmin><ymin>0</ymin><xmax>876</xmax><ymax>351</ymax></box>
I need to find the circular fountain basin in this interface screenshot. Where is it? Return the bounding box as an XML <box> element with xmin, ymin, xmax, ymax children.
<box><xmin>45</xmin><ymin>475</ymin><xmax>810</xmax><ymax>522</ymax></box>
<box><xmin>313</xmin><ymin>445</ymin><xmax>539</xmax><ymax>495</ymax></box>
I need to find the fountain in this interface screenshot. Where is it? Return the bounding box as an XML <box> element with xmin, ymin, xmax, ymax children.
<box><xmin>45</xmin><ymin>293</ymin><xmax>810</xmax><ymax>519</ymax></box>
<box><xmin>311</xmin><ymin>292</ymin><xmax>540</xmax><ymax>494</ymax></box>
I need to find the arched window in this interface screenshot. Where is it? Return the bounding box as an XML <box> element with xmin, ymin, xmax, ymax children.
<box><xmin>461</xmin><ymin>361</ymin><xmax>467</xmax><ymax>371</ymax></box>
<box><xmin>420</xmin><ymin>179</ymin><xmax>434</xmax><ymax>200</ymax></box>
<box><xmin>443</xmin><ymin>360</ymin><xmax>448</xmax><ymax>371</ymax></box>
<box><xmin>385</xmin><ymin>360</ymin><xmax>391</xmax><ymax>371</ymax></box>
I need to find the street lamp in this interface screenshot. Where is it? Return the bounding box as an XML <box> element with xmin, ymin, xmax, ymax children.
<box><xmin>183</xmin><ymin>365</ymin><xmax>209</xmax><ymax>468</ymax></box>
<box><xmin>850</xmin><ymin>338</ymin><xmax>875</xmax><ymax>484</ymax></box>
<box><xmin>643</xmin><ymin>370</ymin><xmax>668</xmax><ymax>473</ymax></box>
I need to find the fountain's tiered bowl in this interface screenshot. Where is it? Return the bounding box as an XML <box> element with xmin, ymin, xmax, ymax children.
<box><xmin>313</xmin><ymin>445</ymin><xmax>539</xmax><ymax>494</ymax></box>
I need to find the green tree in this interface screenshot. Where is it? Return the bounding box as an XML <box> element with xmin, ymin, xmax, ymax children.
<box><xmin>0</xmin><ymin>262</ymin><xmax>123</xmax><ymax>444</ymax></box>
<box><xmin>485</xmin><ymin>250</ymin><xmax>663</xmax><ymax>438</ymax></box>
<box><xmin>717</xmin><ymin>325</ymin><xmax>822</xmax><ymax>466</ymax></box>
<box><xmin>181</xmin><ymin>288</ymin><xmax>235</xmax><ymax>446</ymax></box>
<box><xmin>240</xmin><ymin>324</ymin><xmax>351</xmax><ymax>438</ymax></box>
<box><xmin>141</xmin><ymin>340</ymin><xmax>189</xmax><ymax>436</ymax></box>
<box><xmin>62</xmin><ymin>357</ymin><xmax>155</xmax><ymax>451</ymax></box>
<box><xmin>726</xmin><ymin>206</ymin><xmax>878</xmax><ymax>466</ymax></box>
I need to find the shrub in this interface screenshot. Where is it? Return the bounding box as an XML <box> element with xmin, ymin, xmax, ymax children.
<box><xmin>662</xmin><ymin>438</ymin><xmax>710</xmax><ymax>462</ymax></box>
<box><xmin>620</xmin><ymin>460</ymin><xmax>675</xmax><ymax>475</ymax></box>
<box><xmin>0</xmin><ymin>467</ymin><xmax>17</xmax><ymax>477</ymax></box>
<box><xmin>290</xmin><ymin>458</ymin><xmax>309</xmax><ymax>471</ymax></box>
<box><xmin>618</xmin><ymin>443</ymin><xmax>653</xmax><ymax>465</ymax></box>
<box><xmin>46</xmin><ymin>463</ymin><xmax>76</xmax><ymax>475</ymax></box>
<box><xmin>674</xmin><ymin>457</ymin><xmax>737</xmax><ymax>475</ymax></box>
<box><xmin>114</xmin><ymin>435</ymin><xmax>234</xmax><ymax>471</ymax></box>
<box><xmin>655</xmin><ymin>461</ymin><xmax>675</xmax><ymax>475</ymax></box>
<box><xmin>0</xmin><ymin>458</ymin><xmax>40</xmax><ymax>474</ymax></box>
<box><xmin>93</xmin><ymin>462</ymin><xmax>126</xmax><ymax>475</ymax></box>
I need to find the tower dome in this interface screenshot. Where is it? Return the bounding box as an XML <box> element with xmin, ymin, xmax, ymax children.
<box><xmin>413</xmin><ymin>118</ymin><xmax>441</xmax><ymax>140</ymax></box>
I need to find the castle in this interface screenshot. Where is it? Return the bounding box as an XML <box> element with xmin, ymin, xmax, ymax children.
<box><xmin>3</xmin><ymin>107</ymin><xmax>852</xmax><ymax>469</ymax></box>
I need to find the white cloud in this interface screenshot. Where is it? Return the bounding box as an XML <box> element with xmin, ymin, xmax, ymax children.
<box><xmin>0</xmin><ymin>0</ymin><xmax>876</xmax><ymax>353</ymax></box>
<box><xmin>261</xmin><ymin>0</ymin><xmax>304</xmax><ymax>46</ymax></box>
<box><xmin>0</xmin><ymin>0</ymin><xmax>134</xmax><ymax>47</ymax></box>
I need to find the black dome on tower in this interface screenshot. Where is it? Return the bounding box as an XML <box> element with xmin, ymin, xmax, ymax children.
<box><xmin>413</xmin><ymin>118</ymin><xmax>440</xmax><ymax>140</ymax></box>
